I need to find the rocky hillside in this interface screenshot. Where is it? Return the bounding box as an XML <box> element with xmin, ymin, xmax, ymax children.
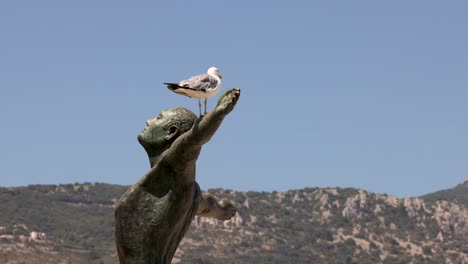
<box><xmin>422</xmin><ymin>180</ymin><xmax>468</xmax><ymax>207</ymax></box>
<box><xmin>0</xmin><ymin>180</ymin><xmax>466</xmax><ymax>263</ymax></box>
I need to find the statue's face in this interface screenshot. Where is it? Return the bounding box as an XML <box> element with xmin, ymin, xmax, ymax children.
<box><xmin>138</xmin><ymin>110</ymin><xmax>175</xmax><ymax>150</ymax></box>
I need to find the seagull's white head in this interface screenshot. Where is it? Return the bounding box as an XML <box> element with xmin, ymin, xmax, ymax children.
<box><xmin>207</xmin><ymin>67</ymin><xmax>222</xmax><ymax>79</ymax></box>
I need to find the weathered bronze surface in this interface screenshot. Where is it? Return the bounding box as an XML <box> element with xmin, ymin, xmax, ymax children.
<box><xmin>115</xmin><ymin>88</ymin><xmax>240</xmax><ymax>264</ymax></box>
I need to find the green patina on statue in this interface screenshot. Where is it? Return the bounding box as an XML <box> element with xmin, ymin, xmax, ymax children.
<box><xmin>115</xmin><ymin>88</ymin><xmax>241</xmax><ymax>264</ymax></box>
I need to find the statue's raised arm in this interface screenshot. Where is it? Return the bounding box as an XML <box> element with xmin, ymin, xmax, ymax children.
<box><xmin>164</xmin><ymin>88</ymin><xmax>240</xmax><ymax>166</ymax></box>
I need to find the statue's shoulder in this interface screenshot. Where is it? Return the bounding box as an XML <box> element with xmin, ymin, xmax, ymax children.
<box><xmin>117</xmin><ymin>163</ymin><xmax>163</xmax><ymax>207</ymax></box>
<box><xmin>115</xmin><ymin>183</ymin><xmax>142</xmax><ymax>210</ymax></box>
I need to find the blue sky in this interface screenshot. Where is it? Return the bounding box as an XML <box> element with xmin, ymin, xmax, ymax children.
<box><xmin>1</xmin><ymin>1</ymin><xmax>467</xmax><ymax>197</ymax></box>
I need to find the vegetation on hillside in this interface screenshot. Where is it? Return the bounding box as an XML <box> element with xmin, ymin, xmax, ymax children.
<box><xmin>422</xmin><ymin>179</ymin><xmax>468</xmax><ymax>207</ymax></box>
<box><xmin>0</xmin><ymin>182</ymin><xmax>466</xmax><ymax>263</ymax></box>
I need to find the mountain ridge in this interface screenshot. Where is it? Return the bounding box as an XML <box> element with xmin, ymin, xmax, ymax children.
<box><xmin>0</xmin><ymin>181</ymin><xmax>466</xmax><ymax>263</ymax></box>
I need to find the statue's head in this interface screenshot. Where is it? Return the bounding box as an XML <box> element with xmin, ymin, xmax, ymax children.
<box><xmin>138</xmin><ymin>107</ymin><xmax>197</xmax><ymax>154</ymax></box>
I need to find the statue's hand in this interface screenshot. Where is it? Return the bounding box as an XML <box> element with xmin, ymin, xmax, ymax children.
<box><xmin>218</xmin><ymin>198</ymin><xmax>237</xmax><ymax>220</ymax></box>
<box><xmin>216</xmin><ymin>88</ymin><xmax>240</xmax><ymax>117</ymax></box>
<box><xmin>197</xmin><ymin>192</ymin><xmax>237</xmax><ymax>221</ymax></box>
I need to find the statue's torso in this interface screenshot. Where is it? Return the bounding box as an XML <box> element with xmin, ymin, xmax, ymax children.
<box><xmin>115</xmin><ymin>160</ymin><xmax>200</xmax><ymax>264</ymax></box>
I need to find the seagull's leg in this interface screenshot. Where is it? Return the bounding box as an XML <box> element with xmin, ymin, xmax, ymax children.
<box><xmin>204</xmin><ymin>98</ymin><xmax>207</xmax><ymax>115</ymax></box>
<box><xmin>198</xmin><ymin>99</ymin><xmax>202</xmax><ymax>116</ymax></box>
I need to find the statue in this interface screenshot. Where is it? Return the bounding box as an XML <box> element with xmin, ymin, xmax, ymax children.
<box><xmin>115</xmin><ymin>88</ymin><xmax>241</xmax><ymax>263</ymax></box>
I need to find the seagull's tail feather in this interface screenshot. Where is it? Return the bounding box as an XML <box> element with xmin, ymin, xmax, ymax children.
<box><xmin>164</xmin><ymin>83</ymin><xmax>181</xmax><ymax>91</ymax></box>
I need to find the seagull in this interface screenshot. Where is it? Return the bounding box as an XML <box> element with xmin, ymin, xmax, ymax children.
<box><xmin>164</xmin><ymin>67</ymin><xmax>222</xmax><ymax>116</ymax></box>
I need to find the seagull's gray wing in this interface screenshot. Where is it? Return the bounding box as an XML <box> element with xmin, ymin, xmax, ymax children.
<box><xmin>179</xmin><ymin>74</ymin><xmax>219</xmax><ymax>91</ymax></box>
